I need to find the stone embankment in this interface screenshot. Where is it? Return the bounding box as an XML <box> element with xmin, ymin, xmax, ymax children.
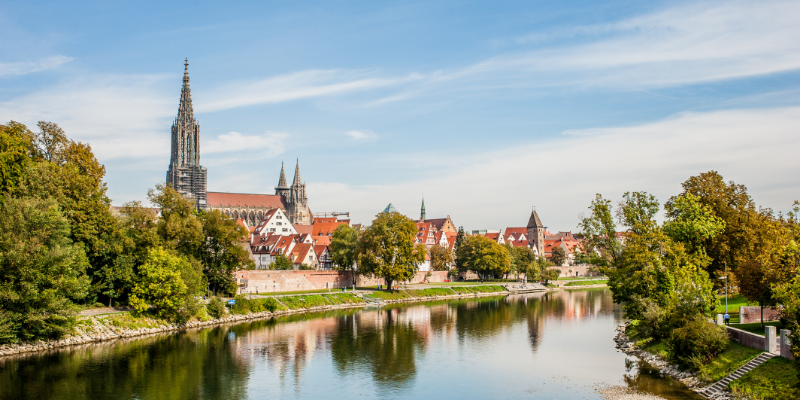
<box><xmin>0</xmin><ymin>287</ymin><xmax>547</xmax><ymax>358</ymax></box>
<box><xmin>613</xmin><ymin>322</ymin><xmax>727</xmax><ymax>400</ymax></box>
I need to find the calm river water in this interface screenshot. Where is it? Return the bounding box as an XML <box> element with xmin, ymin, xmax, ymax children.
<box><xmin>0</xmin><ymin>288</ymin><xmax>703</xmax><ymax>400</ymax></box>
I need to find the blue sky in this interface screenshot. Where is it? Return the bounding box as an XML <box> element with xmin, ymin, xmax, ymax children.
<box><xmin>2</xmin><ymin>0</ymin><xmax>799</xmax><ymax>230</ymax></box>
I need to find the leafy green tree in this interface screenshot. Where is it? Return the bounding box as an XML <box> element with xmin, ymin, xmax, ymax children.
<box><xmin>129</xmin><ymin>247</ymin><xmax>190</xmax><ymax>322</ymax></box>
<box><xmin>773</xmin><ymin>271</ymin><xmax>800</xmax><ymax>361</ymax></box>
<box><xmin>273</xmin><ymin>254</ymin><xmax>294</xmax><ymax>270</ymax></box>
<box><xmin>617</xmin><ymin>191</ymin><xmax>660</xmax><ymax>234</ymax></box>
<box><xmin>0</xmin><ymin>197</ymin><xmax>90</xmax><ymax>342</ymax></box>
<box><xmin>670</xmin><ymin>171</ymin><xmax>767</xmax><ymax>284</ymax></box>
<box><xmin>429</xmin><ymin>244</ymin><xmax>454</xmax><ymax>271</ymax></box>
<box><xmin>330</xmin><ymin>224</ymin><xmax>360</xmax><ymax>286</ymax></box>
<box><xmin>542</xmin><ymin>268</ymin><xmax>560</xmax><ymax>285</ymax></box>
<box><xmin>33</xmin><ymin>121</ymin><xmax>69</xmax><ymax>164</ymax></box>
<box><xmin>356</xmin><ymin>211</ymin><xmax>426</xmax><ymax>288</ymax></box>
<box><xmin>578</xmin><ymin>194</ymin><xmax>622</xmax><ymax>268</ymax></box>
<box><xmin>508</xmin><ymin>245</ymin><xmax>535</xmax><ymax>280</ymax></box>
<box><xmin>198</xmin><ymin>210</ymin><xmax>253</xmax><ymax>294</ymax></box>
<box><xmin>148</xmin><ymin>184</ymin><xmax>204</xmax><ymax>255</ymax></box>
<box><xmin>663</xmin><ymin>193</ymin><xmax>725</xmax><ymax>256</ymax></box>
<box><xmin>456</xmin><ymin>235</ymin><xmax>511</xmax><ymax>280</ymax></box>
<box><xmin>454</xmin><ymin>226</ymin><xmax>466</xmax><ymax>268</ymax></box>
<box><xmin>550</xmin><ymin>246</ymin><xmax>566</xmax><ymax>266</ymax></box>
<box><xmin>0</xmin><ymin>121</ymin><xmax>33</xmax><ymax>195</ymax></box>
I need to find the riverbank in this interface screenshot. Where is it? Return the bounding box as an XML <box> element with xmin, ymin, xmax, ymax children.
<box><xmin>613</xmin><ymin>322</ymin><xmax>720</xmax><ymax>399</ymax></box>
<box><xmin>0</xmin><ymin>286</ymin><xmax>542</xmax><ymax>358</ymax></box>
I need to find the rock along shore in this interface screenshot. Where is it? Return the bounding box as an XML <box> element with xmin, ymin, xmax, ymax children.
<box><xmin>613</xmin><ymin>322</ymin><xmax>727</xmax><ymax>400</ymax></box>
<box><xmin>0</xmin><ymin>289</ymin><xmax>540</xmax><ymax>359</ymax></box>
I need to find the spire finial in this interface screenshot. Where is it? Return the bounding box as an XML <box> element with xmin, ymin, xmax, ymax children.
<box><xmin>277</xmin><ymin>161</ymin><xmax>288</xmax><ymax>189</ymax></box>
<box><xmin>292</xmin><ymin>158</ymin><xmax>302</xmax><ymax>185</ymax></box>
<box><xmin>184</xmin><ymin>58</ymin><xmax>189</xmax><ymax>70</ymax></box>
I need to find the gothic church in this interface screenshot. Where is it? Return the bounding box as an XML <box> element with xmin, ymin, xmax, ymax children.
<box><xmin>165</xmin><ymin>60</ymin><xmax>312</xmax><ymax>226</ymax></box>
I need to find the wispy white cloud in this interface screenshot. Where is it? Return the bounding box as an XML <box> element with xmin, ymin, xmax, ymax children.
<box><xmin>0</xmin><ymin>74</ymin><xmax>173</xmax><ymax>160</ymax></box>
<box><xmin>197</xmin><ymin>70</ymin><xmax>423</xmax><ymax>112</ymax></box>
<box><xmin>310</xmin><ymin>106</ymin><xmax>800</xmax><ymax>230</ymax></box>
<box><xmin>345</xmin><ymin>130</ymin><xmax>378</xmax><ymax>142</ymax></box>
<box><xmin>0</xmin><ymin>56</ymin><xmax>73</xmax><ymax>76</ymax></box>
<box><xmin>203</xmin><ymin>131</ymin><xmax>287</xmax><ymax>155</ymax></box>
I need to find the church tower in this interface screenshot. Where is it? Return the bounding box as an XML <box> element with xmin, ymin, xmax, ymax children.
<box><xmin>420</xmin><ymin>197</ymin><xmax>426</xmax><ymax>221</ymax></box>
<box><xmin>275</xmin><ymin>162</ymin><xmax>290</xmax><ymax>201</ymax></box>
<box><xmin>166</xmin><ymin>59</ymin><xmax>207</xmax><ymax>209</ymax></box>
<box><xmin>287</xmin><ymin>160</ymin><xmax>311</xmax><ymax>225</ymax></box>
<box><xmin>527</xmin><ymin>209</ymin><xmax>545</xmax><ymax>258</ymax></box>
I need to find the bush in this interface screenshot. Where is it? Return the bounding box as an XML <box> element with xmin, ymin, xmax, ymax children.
<box><xmin>668</xmin><ymin>316</ymin><xmax>729</xmax><ymax>370</ymax></box>
<box><xmin>207</xmin><ymin>297</ymin><xmax>226</xmax><ymax>319</ymax></box>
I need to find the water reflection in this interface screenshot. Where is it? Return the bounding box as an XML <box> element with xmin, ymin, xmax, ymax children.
<box><xmin>0</xmin><ymin>288</ymin><xmax>699</xmax><ymax>400</ymax></box>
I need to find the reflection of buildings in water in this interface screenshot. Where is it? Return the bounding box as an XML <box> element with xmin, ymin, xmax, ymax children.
<box><xmin>232</xmin><ymin>316</ymin><xmax>338</xmax><ymax>387</ymax></box>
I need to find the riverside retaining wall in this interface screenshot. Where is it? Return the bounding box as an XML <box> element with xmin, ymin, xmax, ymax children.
<box><xmin>233</xmin><ymin>270</ymin><xmax>451</xmax><ymax>294</ymax></box>
<box><xmin>739</xmin><ymin>306</ymin><xmax>781</xmax><ymax>324</ymax></box>
<box><xmin>726</xmin><ymin>326</ymin><xmax>766</xmax><ymax>350</ymax></box>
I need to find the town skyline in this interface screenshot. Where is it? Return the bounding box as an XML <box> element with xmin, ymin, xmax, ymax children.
<box><xmin>1</xmin><ymin>0</ymin><xmax>799</xmax><ymax>230</ymax></box>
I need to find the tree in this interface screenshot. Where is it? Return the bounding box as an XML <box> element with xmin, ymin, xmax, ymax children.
<box><xmin>456</xmin><ymin>235</ymin><xmax>511</xmax><ymax>280</ymax></box>
<box><xmin>0</xmin><ymin>197</ymin><xmax>90</xmax><ymax>343</ymax></box>
<box><xmin>663</xmin><ymin>193</ymin><xmax>725</xmax><ymax>256</ymax></box>
<box><xmin>149</xmin><ymin>184</ymin><xmax>204</xmax><ymax>255</ymax></box>
<box><xmin>429</xmin><ymin>244</ymin><xmax>454</xmax><ymax>271</ymax></box>
<box><xmin>617</xmin><ymin>191</ymin><xmax>660</xmax><ymax>234</ymax></box>
<box><xmin>0</xmin><ymin>121</ymin><xmax>33</xmax><ymax>195</ymax></box>
<box><xmin>198</xmin><ymin>210</ymin><xmax>253</xmax><ymax>295</ymax></box>
<box><xmin>550</xmin><ymin>246</ymin><xmax>566</xmax><ymax>266</ymax></box>
<box><xmin>330</xmin><ymin>224</ymin><xmax>360</xmax><ymax>286</ymax></box>
<box><xmin>273</xmin><ymin>254</ymin><xmax>294</xmax><ymax>270</ymax></box>
<box><xmin>507</xmin><ymin>245</ymin><xmax>535</xmax><ymax>279</ymax></box>
<box><xmin>454</xmin><ymin>226</ymin><xmax>466</xmax><ymax>268</ymax></box>
<box><xmin>670</xmin><ymin>171</ymin><xmax>766</xmax><ymax>285</ymax></box>
<box><xmin>543</xmin><ymin>268</ymin><xmax>560</xmax><ymax>285</ymax></box>
<box><xmin>356</xmin><ymin>211</ymin><xmax>426</xmax><ymax>289</ymax></box>
<box><xmin>33</xmin><ymin>121</ymin><xmax>69</xmax><ymax>164</ymax></box>
<box><xmin>129</xmin><ymin>248</ymin><xmax>190</xmax><ymax>322</ymax></box>
<box><xmin>773</xmin><ymin>272</ymin><xmax>800</xmax><ymax>361</ymax></box>
<box><xmin>578</xmin><ymin>194</ymin><xmax>622</xmax><ymax>269</ymax></box>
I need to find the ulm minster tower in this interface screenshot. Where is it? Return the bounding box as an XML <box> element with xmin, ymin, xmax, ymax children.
<box><xmin>166</xmin><ymin>59</ymin><xmax>207</xmax><ymax>209</ymax></box>
<box><xmin>165</xmin><ymin>60</ymin><xmax>312</xmax><ymax>225</ymax></box>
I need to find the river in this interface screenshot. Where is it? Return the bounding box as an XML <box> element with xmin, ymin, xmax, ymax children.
<box><xmin>0</xmin><ymin>288</ymin><xmax>703</xmax><ymax>399</ymax></box>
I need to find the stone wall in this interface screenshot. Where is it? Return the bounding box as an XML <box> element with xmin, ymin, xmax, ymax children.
<box><xmin>739</xmin><ymin>306</ymin><xmax>781</xmax><ymax>324</ymax></box>
<box><xmin>726</xmin><ymin>326</ymin><xmax>766</xmax><ymax>351</ymax></box>
<box><xmin>780</xmin><ymin>330</ymin><xmax>795</xmax><ymax>360</ymax></box>
<box><xmin>234</xmin><ymin>270</ymin><xmax>450</xmax><ymax>293</ymax></box>
<box><xmin>554</xmin><ymin>264</ymin><xmax>594</xmax><ymax>277</ymax></box>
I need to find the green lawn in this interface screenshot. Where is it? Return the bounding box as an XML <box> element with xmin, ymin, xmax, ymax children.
<box><xmin>254</xmin><ymin>288</ymin><xmax>340</xmax><ymax>296</ymax></box>
<box><xmin>278</xmin><ymin>294</ymin><xmax>334</xmax><ymax>310</ymax></box>
<box><xmin>450</xmin><ymin>285</ymin><xmax>507</xmax><ymax>294</ymax></box>
<box><xmin>715</xmin><ymin>294</ymin><xmax>755</xmax><ymax>314</ymax></box>
<box><xmin>364</xmin><ymin>290</ymin><xmax>410</xmax><ymax>300</ymax></box>
<box><xmin>322</xmin><ymin>293</ymin><xmax>365</xmax><ymax>305</ymax></box>
<box><xmin>697</xmin><ymin>342</ymin><xmax>763</xmax><ymax>382</ymax></box>
<box><xmin>557</xmin><ymin>276</ymin><xmax>606</xmax><ymax>281</ymax></box>
<box><xmin>405</xmin><ymin>288</ymin><xmax>456</xmax><ymax>297</ymax></box>
<box><xmin>564</xmin><ymin>279</ymin><xmax>608</xmax><ymax>287</ymax></box>
<box><xmin>729</xmin><ymin>321</ymin><xmax>783</xmax><ymax>336</ymax></box>
<box><xmin>729</xmin><ymin>357</ymin><xmax>800</xmax><ymax>400</ymax></box>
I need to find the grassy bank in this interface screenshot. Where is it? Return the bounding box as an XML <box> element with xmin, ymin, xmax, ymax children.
<box><xmin>364</xmin><ymin>285</ymin><xmax>508</xmax><ymax>300</ymax></box>
<box><xmin>730</xmin><ymin>321</ymin><xmax>783</xmax><ymax>336</ymax></box>
<box><xmin>564</xmin><ymin>279</ymin><xmax>608</xmax><ymax>287</ymax></box>
<box><xmin>450</xmin><ymin>285</ymin><xmax>507</xmax><ymax>294</ymax></box>
<box><xmin>629</xmin><ymin>320</ymin><xmax>766</xmax><ymax>384</ymax></box>
<box><xmin>729</xmin><ymin>357</ymin><xmax>800</xmax><ymax>400</ymax></box>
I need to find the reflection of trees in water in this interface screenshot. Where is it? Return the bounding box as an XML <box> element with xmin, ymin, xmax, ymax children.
<box><xmin>0</xmin><ymin>328</ymin><xmax>250</xmax><ymax>400</ymax></box>
<box><xmin>622</xmin><ymin>358</ymin><xmax>704</xmax><ymax>399</ymax></box>
<box><xmin>330</xmin><ymin>308</ymin><xmax>427</xmax><ymax>389</ymax></box>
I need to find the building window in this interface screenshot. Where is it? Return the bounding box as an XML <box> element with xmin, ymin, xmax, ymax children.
<box><xmin>282</xmin><ymin>228</ymin><xmax>287</xmax><ymax>232</ymax></box>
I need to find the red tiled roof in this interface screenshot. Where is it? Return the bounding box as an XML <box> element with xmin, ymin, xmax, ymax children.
<box><xmin>483</xmin><ymin>232</ymin><xmax>501</xmax><ymax>241</ymax></box>
<box><xmin>290</xmin><ymin>243</ymin><xmax>314</xmax><ymax>263</ymax></box>
<box><xmin>206</xmin><ymin>192</ymin><xmax>287</xmax><ymax>209</ymax></box>
<box><xmin>294</xmin><ymin>224</ymin><xmax>313</xmax><ymax>235</ymax></box>
<box><xmin>313</xmin><ymin>244</ymin><xmax>328</xmax><ymax>257</ymax></box>
<box><xmin>504</xmin><ymin>227</ymin><xmax>527</xmax><ymax>241</ymax></box>
<box><xmin>512</xmin><ymin>240</ymin><xmax>529</xmax><ymax>247</ymax></box>
<box><xmin>313</xmin><ymin>235</ymin><xmax>331</xmax><ymax>246</ymax></box>
<box><xmin>314</xmin><ymin>217</ymin><xmax>338</xmax><ymax>223</ymax></box>
<box><xmin>312</xmin><ymin>221</ymin><xmax>347</xmax><ymax>236</ymax></box>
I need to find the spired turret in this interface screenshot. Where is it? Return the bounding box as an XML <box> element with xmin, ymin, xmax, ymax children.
<box><xmin>527</xmin><ymin>209</ymin><xmax>545</xmax><ymax>258</ymax></box>
<box><xmin>275</xmin><ymin>162</ymin><xmax>290</xmax><ymax>201</ymax></box>
<box><xmin>166</xmin><ymin>59</ymin><xmax>207</xmax><ymax>210</ymax></box>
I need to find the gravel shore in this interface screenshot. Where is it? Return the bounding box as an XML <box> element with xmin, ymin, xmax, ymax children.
<box><xmin>597</xmin><ymin>386</ymin><xmax>668</xmax><ymax>400</ymax></box>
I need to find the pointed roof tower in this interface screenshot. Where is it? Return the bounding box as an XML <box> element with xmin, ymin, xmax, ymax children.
<box><xmin>178</xmin><ymin>58</ymin><xmax>194</xmax><ymax>124</ymax></box>
<box><xmin>292</xmin><ymin>159</ymin><xmax>302</xmax><ymax>185</ymax></box>
<box><xmin>383</xmin><ymin>203</ymin><xmax>398</xmax><ymax>214</ymax></box>
<box><xmin>420</xmin><ymin>197</ymin><xmax>426</xmax><ymax>221</ymax></box>
<box><xmin>527</xmin><ymin>209</ymin><xmax>544</xmax><ymax>229</ymax></box>
<box><xmin>277</xmin><ymin>162</ymin><xmax>288</xmax><ymax>188</ymax></box>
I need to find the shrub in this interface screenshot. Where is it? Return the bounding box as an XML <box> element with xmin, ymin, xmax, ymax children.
<box><xmin>207</xmin><ymin>297</ymin><xmax>226</xmax><ymax>319</ymax></box>
<box><xmin>668</xmin><ymin>316</ymin><xmax>729</xmax><ymax>370</ymax></box>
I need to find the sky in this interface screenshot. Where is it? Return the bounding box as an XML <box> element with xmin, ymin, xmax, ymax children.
<box><xmin>1</xmin><ymin>0</ymin><xmax>799</xmax><ymax>231</ymax></box>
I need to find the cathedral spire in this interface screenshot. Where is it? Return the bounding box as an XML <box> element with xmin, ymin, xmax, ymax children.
<box><xmin>277</xmin><ymin>162</ymin><xmax>288</xmax><ymax>188</ymax></box>
<box><xmin>292</xmin><ymin>159</ymin><xmax>302</xmax><ymax>185</ymax></box>
<box><xmin>420</xmin><ymin>197</ymin><xmax>426</xmax><ymax>221</ymax></box>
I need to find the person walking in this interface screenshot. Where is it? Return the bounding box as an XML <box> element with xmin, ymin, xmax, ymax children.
<box><xmin>724</xmin><ymin>313</ymin><xmax>730</xmax><ymax>325</ymax></box>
